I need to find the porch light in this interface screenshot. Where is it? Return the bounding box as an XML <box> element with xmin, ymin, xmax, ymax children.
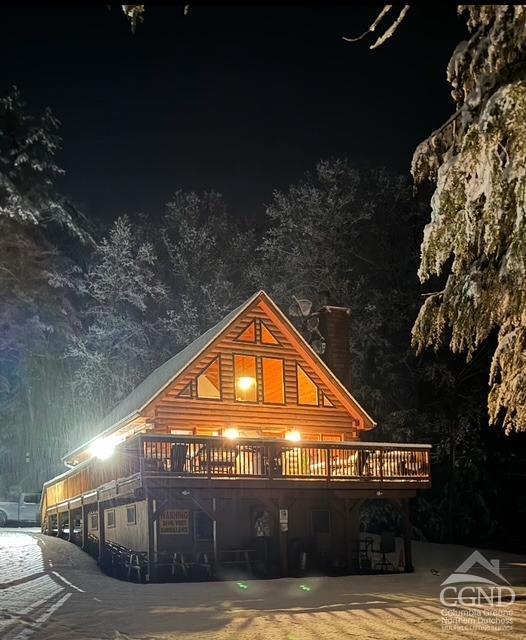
<box><xmin>285</xmin><ymin>430</ymin><xmax>301</xmax><ymax>442</ymax></box>
<box><xmin>89</xmin><ymin>435</ymin><xmax>123</xmax><ymax>460</ymax></box>
<box><xmin>237</xmin><ymin>376</ymin><xmax>256</xmax><ymax>391</ymax></box>
<box><xmin>223</xmin><ymin>427</ymin><xmax>240</xmax><ymax>440</ymax></box>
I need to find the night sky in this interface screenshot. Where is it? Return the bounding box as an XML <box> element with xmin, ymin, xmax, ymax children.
<box><xmin>1</xmin><ymin>5</ymin><xmax>466</xmax><ymax>221</ymax></box>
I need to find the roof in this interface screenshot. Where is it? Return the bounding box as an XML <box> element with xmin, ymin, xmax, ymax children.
<box><xmin>64</xmin><ymin>290</ymin><xmax>376</xmax><ymax>462</ymax></box>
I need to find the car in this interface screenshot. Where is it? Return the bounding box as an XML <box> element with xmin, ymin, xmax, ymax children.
<box><xmin>0</xmin><ymin>492</ymin><xmax>41</xmax><ymax>526</ymax></box>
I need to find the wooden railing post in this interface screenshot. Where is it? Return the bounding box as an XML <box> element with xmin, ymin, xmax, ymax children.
<box><xmin>206</xmin><ymin>442</ymin><xmax>212</xmax><ymax>480</ymax></box>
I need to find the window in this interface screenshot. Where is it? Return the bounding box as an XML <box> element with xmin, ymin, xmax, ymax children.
<box><xmin>194</xmin><ymin>511</ymin><xmax>214</xmax><ymax>541</ymax></box>
<box><xmin>234</xmin><ymin>354</ymin><xmax>257</xmax><ymax>402</ymax></box>
<box><xmin>106</xmin><ymin>509</ymin><xmax>115</xmax><ymax>528</ymax></box>
<box><xmin>321</xmin><ymin>393</ymin><xmax>334</xmax><ymax>407</ymax></box>
<box><xmin>261</xmin><ymin>321</ymin><xmax>280</xmax><ymax>345</ymax></box>
<box><xmin>197</xmin><ymin>357</ymin><xmax>221</xmax><ymax>400</ymax></box>
<box><xmin>311</xmin><ymin>509</ymin><xmax>331</xmax><ymax>534</ymax></box>
<box><xmin>89</xmin><ymin>512</ymin><xmax>98</xmax><ymax>531</ymax></box>
<box><xmin>126</xmin><ymin>505</ymin><xmax>136</xmax><ymax>525</ymax></box>
<box><xmin>236</xmin><ymin>321</ymin><xmax>256</xmax><ymax>343</ymax></box>
<box><xmin>262</xmin><ymin>357</ymin><xmax>285</xmax><ymax>404</ymax></box>
<box><xmin>23</xmin><ymin>493</ymin><xmax>40</xmax><ymax>504</ymax></box>
<box><xmin>297</xmin><ymin>364</ymin><xmax>319</xmax><ymax>405</ymax></box>
<box><xmin>178</xmin><ymin>383</ymin><xmax>192</xmax><ymax>398</ymax></box>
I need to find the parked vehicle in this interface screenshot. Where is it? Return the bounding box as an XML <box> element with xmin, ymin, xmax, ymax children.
<box><xmin>0</xmin><ymin>492</ymin><xmax>41</xmax><ymax>526</ymax></box>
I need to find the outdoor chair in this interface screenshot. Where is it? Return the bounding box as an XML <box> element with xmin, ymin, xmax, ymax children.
<box><xmin>373</xmin><ymin>532</ymin><xmax>396</xmax><ymax>572</ymax></box>
<box><xmin>170</xmin><ymin>443</ymin><xmax>188</xmax><ymax>472</ymax></box>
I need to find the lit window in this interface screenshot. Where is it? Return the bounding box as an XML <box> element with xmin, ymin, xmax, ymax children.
<box><xmin>321</xmin><ymin>393</ymin><xmax>334</xmax><ymax>407</ymax></box>
<box><xmin>297</xmin><ymin>364</ymin><xmax>319</xmax><ymax>405</ymax></box>
<box><xmin>197</xmin><ymin>357</ymin><xmax>221</xmax><ymax>400</ymax></box>
<box><xmin>261</xmin><ymin>321</ymin><xmax>280</xmax><ymax>345</ymax></box>
<box><xmin>236</xmin><ymin>321</ymin><xmax>256</xmax><ymax>343</ymax></box>
<box><xmin>262</xmin><ymin>357</ymin><xmax>285</xmax><ymax>404</ymax></box>
<box><xmin>178</xmin><ymin>383</ymin><xmax>192</xmax><ymax>398</ymax></box>
<box><xmin>234</xmin><ymin>354</ymin><xmax>257</xmax><ymax>402</ymax></box>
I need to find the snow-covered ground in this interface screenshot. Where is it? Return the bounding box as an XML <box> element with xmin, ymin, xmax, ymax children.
<box><xmin>1</xmin><ymin>528</ymin><xmax>525</xmax><ymax>639</ymax></box>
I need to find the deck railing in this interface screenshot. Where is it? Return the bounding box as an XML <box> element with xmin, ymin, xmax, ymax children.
<box><xmin>138</xmin><ymin>435</ymin><xmax>431</xmax><ymax>484</ymax></box>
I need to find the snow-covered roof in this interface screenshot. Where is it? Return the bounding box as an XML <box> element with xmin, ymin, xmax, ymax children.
<box><xmin>64</xmin><ymin>292</ymin><xmax>261</xmax><ymax>462</ymax></box>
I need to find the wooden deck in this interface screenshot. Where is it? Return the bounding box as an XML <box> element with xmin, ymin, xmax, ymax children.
<box><xmin>43</xmin><ymin>434</ymin><xmax>431</xmax><ymax>515</ymax></box>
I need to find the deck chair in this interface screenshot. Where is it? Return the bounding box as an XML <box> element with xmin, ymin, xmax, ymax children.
<box><xmin>171</xmin><ymin>443</ymin><xmax>188</xmax><ymax>472</ymax></box>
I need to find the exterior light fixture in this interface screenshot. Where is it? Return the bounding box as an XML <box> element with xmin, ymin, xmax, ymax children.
<box><xmin>223</xmin><ymin>427</ymin><xmax>240</xmax><ymax>440</ymax></box>
<box><xmin>285</xmin><ymin>430</ymin><xmax>301</xmax><ymax>442</ymax></box>
<box><xmin>237</xmin><ymin>376</ymin><xmax>255</xmax><ymax>391</ymax></box>
<box><xmin>89</xmin><ymin>435</ymin><xmax>123</xmax><ymax>460</ymax></box>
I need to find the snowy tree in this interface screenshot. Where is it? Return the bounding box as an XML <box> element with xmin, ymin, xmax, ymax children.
<box><xmin>0</xmin><ymin>88</ymin><xmax>90</xmax><ymax>490</ymax></box>
<box><xmin>67</xmin><ymin>216</ymin><xmax>166</xmax><ymax>416</ymax></box>
<box><xmin>0</xmin><ymin>87</ymin><xmax>88</xmax><ymax>238</ymax></box>
<box><xmin>159</xmin><ymin>190</ymin><xmax>256</xmax><ymax>348</ymax></box>
<box><xmin>256</xmin><ymin>159</ymin><xmax>424</xmax><ymax>431</ymax></box>
<box><xmin>412</xmin><ymin>6</ymin><xmax>526</xmax><ymax>433</ymax></box>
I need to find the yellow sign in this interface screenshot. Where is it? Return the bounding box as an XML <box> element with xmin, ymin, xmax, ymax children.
<box><xmin>160</xmin><ymin>509</ymin><xmax>190</xmax><ymax>535</ymax></box>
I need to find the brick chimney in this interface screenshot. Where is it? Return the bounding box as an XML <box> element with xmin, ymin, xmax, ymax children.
<box><xmin>316</xmin><ymin>291</ymin><xmax>352</xmax><ymax>389</ymax></box>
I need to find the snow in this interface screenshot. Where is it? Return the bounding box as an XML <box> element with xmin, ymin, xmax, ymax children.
<box><xmin>1</xmin><ymin>528</ymin><xmax>526</xmax><ymax>639</ymax></box>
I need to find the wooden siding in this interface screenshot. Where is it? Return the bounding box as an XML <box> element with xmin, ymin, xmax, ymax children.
<box><xmin>146</xmin><ymin>301</ymin><xmax>360</xmax><ymax>441</ymax></box>
<box><xmin>44</xmin><ymin>446</ymin><xmax>140</xmax><ymax>510</ymax></box>
<box><xmin>105</xmin><ymin>501</ymin><xmax>149</xmax><ymax>552</ymax></box>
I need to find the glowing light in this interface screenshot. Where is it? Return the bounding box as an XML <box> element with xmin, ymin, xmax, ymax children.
<box><xmin>89</xmin><ymin>435</ymin><xmax>123</xmax><ymax>460</ymax></box>
<box><xmin>236</xmin><ymin>582</ymin><xmax>249</xmax><ymax>590</ymax></box>
<box><xmin>285</xmin><ymin>430</ymin><xmax>301</xmax><ymax>442</ymax></box>
<box><xmin>237</xmin><ymin>376</ymin><xmax>256</xmax><ymax>391</ymax></box>
<box><xmin>299</xmin><ymin>584</ymin><xmax>311</xmax><ymax>592</ymax></box>
<box><xmin>223</xmin><ymin>427</ymin><xmax>240</xmax><ymax>440</ymax></box>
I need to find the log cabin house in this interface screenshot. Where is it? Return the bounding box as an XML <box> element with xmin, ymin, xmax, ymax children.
<box><xmin>41</xmin><ymin>290</ymin><xmax>431</xmax><ymax>581</ymax></box>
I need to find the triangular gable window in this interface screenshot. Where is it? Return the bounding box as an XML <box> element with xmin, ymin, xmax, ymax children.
<box><xmin>178</xmin><ymin>383</ymin><xmax>192</xmax><ymax>399</ymax></box>
<box><xmin>236</xmin><ymin>321</ymin><xmax>256</xmax><ymax>343</ymax></box>
<box><xmin>261</xmin><ymin>321</ymin><xmax>280</xmax><ymax>345</ymax></box>
<box><xmin>321</xmin><ymin>393</ymin><xmax>334</xmax><ymax>407</ymax></box>
<box><xmin>197</xmin><ymin>357</ymin><xmax>221</xmax><ymax>400</ymax></box>
<box><xmin>297</xmin><ymin>364</ymin><xmax>319</xmax><ymax>406</ymax></box>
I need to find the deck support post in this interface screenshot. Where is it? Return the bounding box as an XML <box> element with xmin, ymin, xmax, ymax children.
<box><xmin>81</xmin><ymin>502</ymin><xmax>89</xmax><ymax>550</ymax></box>
<box><xmin>97</xmin><ymin>499</ymin><xmax>105</xmax><ymax>567</ymax></box>
<box><xmin>401</xmin><ymin>498</ymin><xmax>414</xmax><ymax>573</ymax></box>
<box><xmin>147</xmin><ymin>494</ymin><xmax>156</xmax><ymax>583</ymax></box>
<box><xmin>67</xmin><ymin>504</ymin><xmax>72</xmax><ymax>542</ymax></box>
<box><xmin>212</xmin><ymin>497</ymin><xmax>218</xmax><ymax>573</ymax></box>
